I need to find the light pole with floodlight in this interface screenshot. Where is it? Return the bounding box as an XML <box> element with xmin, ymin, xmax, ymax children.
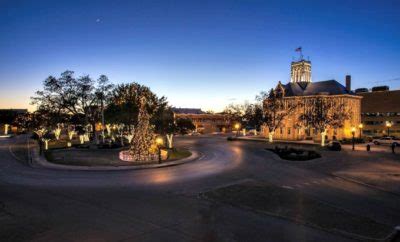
<box><xmin>234</xmin><ymin>123</ymin><xmax>241</xmax><ymax>137</ymax></box>
<box><xmin>358</xmin><ymin>123</ymin><xmax>363</xmax><ymax>139</ymax></box>
<box><xmin>386</xmin><ymin>121</ymin><xmax>392</xmax><ymax>137</ymax></box>
<box><xmin>156</xmin><ymin>137</ymin><xmax>164</xmax><ymax>163</ymax></box>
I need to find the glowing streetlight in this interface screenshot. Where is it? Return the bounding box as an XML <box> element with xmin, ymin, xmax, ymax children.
<box><xmin>358</xmin><ymin>123</ymin><xmax>363</xmax><ymax>139</ymax></box>
<box><xmin>4</xmin><ymin>124</ymin><xmax>9</xmax><ymax>135</ymax></box>
<box><xmin>156</xmin><ymin>137</ymin><xmax>164</xmax><ymax>163</ymax></box>
<box><xmin>386</xmin><ymin>121</ymin><xmax>392</xmax><ymax>137</ymax></box>
<box><xmin>234</xmin><ymin>123</ymin><xmax>241</xmax><ymax>137</ymax></box>
<box><xmin>351</xmin><ymin>126</ymin><xmax>356</xmax><ymax>151</ymax></box>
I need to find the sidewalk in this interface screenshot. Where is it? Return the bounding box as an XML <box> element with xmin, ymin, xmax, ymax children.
<box><xmin>237</xmin><ymin>136</ymin><xmax>400</xmax><ymax>154</ymax></box>
<box><xmin>341</xmin><ymin>143</ymin><xmax>399</xmax><ymax>154</ymax></box>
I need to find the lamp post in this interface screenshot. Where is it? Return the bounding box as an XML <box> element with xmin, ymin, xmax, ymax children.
<box><xmin>358</xmin><ymin>123</ymin><xmax>363</xmax><ymax>139</ymax></box>
<box><xmin>234</xmin><ymin>123</ymin><xmax>241</xmax><ymax>137</ymax></box>
<box><xmin>351</xmin><ymin>127</ymin><xmax>356</xmax><ymax>151</ymax></box>
<box><xmin>386</xmin><ymin>121</ymin><xmax>392</xmax><ymax>137</ymax></box>
<box><xmin>4</xmin><ymin>124</ymin><xmax>9</xmax><ymax>135</ymax></box>
<box><xmin>156</xmin><ymin>137</ymin><xmax>164</xmax><ymax>164</ymax></box>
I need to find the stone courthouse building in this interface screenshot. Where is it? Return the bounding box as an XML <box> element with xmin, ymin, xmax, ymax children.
<box><xmin>262</xmin><ymin>58</ymin><xmax>362</xmax><ymax>141</ymax></box>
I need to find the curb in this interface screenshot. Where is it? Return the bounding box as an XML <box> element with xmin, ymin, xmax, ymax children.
<box><xmin>31</xmin><ymin>146</ymin><xmax>200</xmax><ymax>171</ymax></box>
<box><xmin>235</xmin><ymin>137</ymin><xmax>320</xmax><ymax>147</ymax></box>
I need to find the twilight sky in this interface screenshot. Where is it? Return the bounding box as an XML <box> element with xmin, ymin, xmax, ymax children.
<box><xmin>0</xmin><ymin>0</ymin><xmax>399</xmax><ymax>111</ymax></box>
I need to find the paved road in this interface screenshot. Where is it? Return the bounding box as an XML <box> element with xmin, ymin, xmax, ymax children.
<box><xmin>1</xmin><ymin>135</ymin><xmax>399</xmax><ymax>241</ymax></box>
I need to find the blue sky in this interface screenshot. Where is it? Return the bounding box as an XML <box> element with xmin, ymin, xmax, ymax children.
<box><xmin>0</xmin><ymin>0</ymin><xmax>399</xmax><ymax>111</ymax></box>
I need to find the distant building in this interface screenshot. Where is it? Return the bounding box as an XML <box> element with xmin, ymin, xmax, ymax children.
<box><xmin>172</xmin><ymin>108</ymin><xmax>232</xmax><ymax>134</ymax></box>
<box><xmin>171</xmin><ymin>108</ymin><xmax>204</xmax><ymax>114</ymax></box>
<box><xmin>357</xmin><ymin>88</ymin><xmax>400</xmax><ymax>137</ymax></box>
<box><xmin>262</xmin><ymin>59</ymin><xmax>362</xmax><ymax>141</ymax></box>
<box><xmin>0</xmin><ymin>109</ymin><xmax>28</xmax><ymax>134</ymax></box>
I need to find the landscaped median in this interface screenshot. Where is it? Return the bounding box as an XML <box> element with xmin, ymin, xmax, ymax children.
<box><xmin>32</xmin><ymin>146</ymin><xmax>196</xmax><ymax>170</ymax></box>
<box><xmin>201</xmin><ymin>181</ymin><xmax>393</xmax><ymax>240</ymax></box>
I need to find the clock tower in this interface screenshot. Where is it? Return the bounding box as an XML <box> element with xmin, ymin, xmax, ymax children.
<box><xmin>290</xmin><ymin>59</ymin><xmax>312</xmax><ymax>83</ymax></box>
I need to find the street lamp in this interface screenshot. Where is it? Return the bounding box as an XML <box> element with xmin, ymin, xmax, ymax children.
<box><xmin>156</xmin><ymin>137</ymin><xmax>164</xmax><ymax>163</ymax></box>
<box><xmin>234</xmin><ymin>123</ymin><xmax>241</xmax><ymax>137</ymax></box>
<box><xmin>351</xmin><ymin>127</ymin><xmax>356</xmax><ymax>151</ymax></box>
<box><xmin>358</xmin><ymin>123</ymin><xmax>363</xmax><ymax>139</ymax></box>
<box><xmin>386</xmin><ymin>121</ymin><xmax>392</xmax><ymax>137</ymax></box>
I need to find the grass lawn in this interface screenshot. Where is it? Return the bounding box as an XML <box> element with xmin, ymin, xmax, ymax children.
<box><xmin>45</xmin><ymin>147</ymin><xmax>191</xmax><ymax>166</ymax></box>
<box><xmin>48</xmin><ymin>139</ymin><xmax>82</xmax><ymax>149</ymax></box>
<box><xmin>167</xmin><ymin>148</ymin><xmax>192</xmax><ymax>161</ymax></box>
<box><xmin>202</xmin><ymin>181</ymin><xmax>391</xmax><ymax>239</ymax></box>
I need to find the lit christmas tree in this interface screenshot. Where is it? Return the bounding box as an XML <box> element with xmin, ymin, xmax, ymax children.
<box><xmin>129</xmin><ymin>95</ymin><xmax>157</xmax><ymax>161</ymax></box>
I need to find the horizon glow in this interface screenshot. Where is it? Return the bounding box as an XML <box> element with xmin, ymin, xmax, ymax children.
<box><xmin>0</xmin><ymin>0</ymin><xmax>399</xmax><ymax>112</ymax></box>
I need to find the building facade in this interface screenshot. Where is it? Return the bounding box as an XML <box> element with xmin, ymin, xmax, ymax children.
<box><xmin>357</xmin><ymin>89</ymin><xmax>400</xmax><ymax>137</ymax></box>
<box><xmin>172</xmin><ymin>108</ymin><xmax>232</xmax><ymax>134</ymax></box>
<box><xmin>262</xmin><ymin>59</ymin><xmax>362</xmax><ymax>141</ymax></box>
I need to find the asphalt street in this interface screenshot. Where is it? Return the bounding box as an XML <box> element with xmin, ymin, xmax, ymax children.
<box><xmin>1</xmin><ymin>135</ymin><xmax>399</xmax><ymax>242</ymax></box>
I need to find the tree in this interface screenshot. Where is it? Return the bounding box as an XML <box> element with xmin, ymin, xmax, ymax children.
<box><xmin>243</xmin><ymin>103</ymin><xmax>264</xmax><ymax>132</ymax></box>
<box><xmin>262</xmin><ymin>86</ymin><xmax>297</xmax><ymax>143</ymax></box>
<box><xmin>298</xmin><ymin>96</ymin><xmax>350</xmax><ymax>146</ymax></box>
<box><xmin>129</xmin><ymin>96</ymin><xmax>157</xmax><ymax>161</ymax></box>
<box><xmin>175</xmin><ymin>118</ymin><xmax>195</xmax><ymax>135</ymax></box>
<box><xmin>223</xmin><ymin>100</ymin><xmax>266</xmax><ymax>135</ymax></box>
<box><xmin>105</xmin><ymin>83</ymin><xmax>166</xmax><ymax>128</ymax></box>
<box><xmin>12</xmin><ymin>112</ymin><xmax>32</xmax><ymax>132</ymax></box>
<box><xmin>31</xmin><ymin>71</ymin><xmax>112</xmax><ymax>140</ymax></box>
<box><xmin>222</xmin><ymin>103</ymin><xmax>245</xmax><ymax>124</ymax></box>
<box><xmin>29</xmin><ymin>108</ymin><xmax>69</xmax><ymax>130</ymax></box>
<box><xmin>153</xmin><ymin>106</ymin><xmax>176</xmax><ymax>148</ymax></box>
<box><xmin>95</xmin><ymin>75</ymin><xmax>114</xmax><ymax>143</ymax></box>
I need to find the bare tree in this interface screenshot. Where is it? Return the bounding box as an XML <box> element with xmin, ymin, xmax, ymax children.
<box><xmin>298</xmin><ymin>96</ymin><xmax>350</xmax><ymax>146</ymax></box>
<box><xmin>95</xmin><ymin>75</ymin><xmax>114</xmax><ymax>143</ymax></box>
<box><xmin>222</xmin><ymin>103</ymin><xmax>245</xmax><ymax>123</ymax></box>
<box><xmin>262</xmin><ymin>86</ymin><xmax>297</xmax><ymax>143</ymax></box>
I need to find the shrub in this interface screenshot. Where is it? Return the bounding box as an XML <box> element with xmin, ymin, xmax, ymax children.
<box><xmin>268</xmin><ymin>146</ymin><xmax>321</xmax><ymax>161</ymax></box>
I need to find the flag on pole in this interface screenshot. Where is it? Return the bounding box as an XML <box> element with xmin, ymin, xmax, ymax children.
<box><xmin>295</xmin><ymin>47</ymin><xmax>302</xmax><ymax>52</ymax></box>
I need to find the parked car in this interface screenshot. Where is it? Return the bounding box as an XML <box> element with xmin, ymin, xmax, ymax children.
<box><xmin>327</xmin><ymin>141</ymin><xmax>341</xmax><ymax>151</ymax></box>
<box><xmin>372</xmin><ymin>137</ymin><xmax>399</xmax><ymax>146</ymax></box>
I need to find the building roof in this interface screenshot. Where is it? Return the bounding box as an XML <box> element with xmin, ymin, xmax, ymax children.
<box><xmin>171</xmin><ymin>108</ymin><xmax>204</xmax><ymax>114</ymax></box>
<box><xmin>357</xmin><ymin>90</ymin><xmax>400</xmax><ymax>113</ymax></box>
<box><xmin>175</xmin><ymin>113</ymin><xmax>229</xmax><ymax>121</ymax></box>
<box><xmin>283</xmin><ymin>80</ymin><xmax>352</xmax><ymax>97</ymax></box>
<box><xmin>0</xmin><ymin>109</ymin><xmax>28</xmax><ymax>113</ymax></box>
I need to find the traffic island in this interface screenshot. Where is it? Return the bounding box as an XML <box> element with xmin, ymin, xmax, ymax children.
<box><xmin>33</xmin><ymin>147</ymin><xmax>196</xmax><ymax>171</ymax></box>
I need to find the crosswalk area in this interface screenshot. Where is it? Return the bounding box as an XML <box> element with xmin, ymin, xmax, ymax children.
<box><xmin>281</xmin><ymin>176</ymin><xmax>352</xmax><ymax>190</ymax></box>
